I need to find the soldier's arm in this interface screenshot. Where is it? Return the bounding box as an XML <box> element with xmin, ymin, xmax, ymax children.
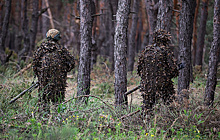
<box><xmin>137</xmin><ymin>54</ymin><xmax>145</xmax><ymax>76</ymax></box>
<box><xmin>62</xmin><ymin>47</ymin><xmax>75</xmax><ymax>72</ymax></box>
<box><xmin>166</xmin><ymin>49</ymin><xmax>178</xmax><ymax>78</ymax></box>
<box><xmin>32</xmin><ymin>46</ymin><xmax>43</xmax><ymax>76</ymax></box>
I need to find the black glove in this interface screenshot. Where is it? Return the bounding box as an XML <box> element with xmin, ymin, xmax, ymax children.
<box><xmin>178</xmin><ymin>63</ymin><xmax>185</xmax><ymax>70</ymax></box>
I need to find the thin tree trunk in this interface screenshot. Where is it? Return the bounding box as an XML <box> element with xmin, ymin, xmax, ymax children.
<box><xmin>77</xmin><ymin>0</ymin><xmax>93</xmax><ymax>102</ymax></box>
<box><xmin>91</xmin><ymin>0</ymin><xmax>98</xmax><ymax>69</ymax></box>
<box><xmin>29</xmin><ymin>0</ymin><xmax>39</xmax><ymax>57</ymax></box>
<box><xmin>108</xmin><ymin>0</ymin><xmax>115</xmax><ymax>72</ymax></box>
<box><xmin>204</xmin><ymin>0</ymin><xmax>220</xmax><ymax>106</ymax></box>
<box><xmin>178</xmin><ymin>0</ymin><xmax>196</xmax><ymax>94</ymax></box>
<box><xmin>114</xmin><ymin>0</ymin><xmax>131</xmax><ymax>106</ymax></box>
<box><xmin>42</xmin><ymin>0</ymin><xmax>49</xmax><ymax>37</ymax></box>
<box><xmin>0</xmin><ymin>2</ymin><xmax>3</xmax><ymax>28</ymax></box>
<box><xmin>98</xmin><ymin>0</ymin><xmax>106</xmax><ymax>57</ymax></box>
<box><xmin>72</xmin><ymin>2</ymin><xmax>80</xmax><ymax>55</ymax></box>
<box><xmin>156</xmin><ymin>0</ymin><xmax>173</xmax><ymax>31</ymax></box>
<box><xmin>145</xmin><ymin>0</ymin><xmax>158</xmax><ymax>45</ymax></box>
<box><xmin>141</xmin><ymin>1</ymin><xmax>149</xmax><ymax>50</ymax></box>
<box><xmin>128</xmin><ymin>0</ymin><xmax>139</xmax><ymax>72</ymax></box>
<box><xmin>18</xmin><ymin>0</ymin><xmax>30</xmax><ymax>60</ymax></box>
<box><xmin>0</xmin><ymin>0</ymin><xmax>11</xmax><ymax>64</ymax></box>
<box><xmin>173</xmin><ymin>0</ymin><xmax>180</xmax><ymax>43</ymax></box>
<box><xmin>192</xmin><ymin>0</ymin><xmax>200</xmax><ymax>66</ymax></box>
<box><xmin>195</xmin><ymin>0</ymin><xmax>209</xmax><ymax>70</ymax></box>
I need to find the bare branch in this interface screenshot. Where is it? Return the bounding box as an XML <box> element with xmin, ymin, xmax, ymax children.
<box><xmin>119</xmin><ymin>110</ymin><xmax>141</xmax><ymax>120</ymax></box>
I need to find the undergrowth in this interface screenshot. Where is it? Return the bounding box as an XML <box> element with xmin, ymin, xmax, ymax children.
<box><xmin>0</xmin><ymin>61</ymin><xmax>219</xmax><ymax>139</ymax></box>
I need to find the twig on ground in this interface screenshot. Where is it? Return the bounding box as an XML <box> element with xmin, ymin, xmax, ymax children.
<box><xmin>13</xmin><ymin>63</ymin><xmax>32</xmax><ymax>78</ymax></box>
<box><xmin>69</xmin><ymin>106</ymin><xmax>104</xmax><ymax>114</ymax></box>
<box><xmin>163</xmin><ymin>117</ymin><xmax>179</xmax><ymax>139</ymax></box>
<box><xmin>59</xmin><ymin>94</ymin><xmax>115</xmax><ymax>111</ymax></box>
<box><xmin>119</xmin><ymin>110</ymin><xmax>141</xmax><ymax>120</ymax></box>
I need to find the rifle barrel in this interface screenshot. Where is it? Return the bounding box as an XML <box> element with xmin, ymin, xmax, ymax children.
<box><xmin>9</xmin><ymin>83</ymin><xmax>39</xmax><ymax>104</ymax></box>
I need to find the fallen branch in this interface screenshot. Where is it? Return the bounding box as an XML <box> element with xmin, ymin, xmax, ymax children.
<box><xmin>13</xmin><ymin>63</ymin><xmax>32</xmax><ymax>78</ymax></box>
<box><xmin>125</xmin><ymin>85</ymin><xmax>140</xmax><ymax>96</ymax></box>
<box><xmin>9</xmin><ymin>82</ymin><xmax>39</xmax><ymax>104</ymax></box>
<box><xmin>119</xmin><ymin>110</ymin><xmax>141</xmax><ymax>120</ymax></box>
<box><xmin>163</xmin><ymin>117</ymin><xmax>179</xmax><ymax>139</ymax></box>
<box><xmin>60</xmin><ymin>94</ymin><xmax>115</xmax><ymax>111</ymax></box>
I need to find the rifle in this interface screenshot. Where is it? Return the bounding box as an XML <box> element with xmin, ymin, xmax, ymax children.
<box><xmin>9</xmin><ymin>82</ymin><xmax>39</xmax><ymax>104</ymax></box>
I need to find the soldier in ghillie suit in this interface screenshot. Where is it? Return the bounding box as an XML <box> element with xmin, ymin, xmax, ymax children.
<box><xmin>137</xmin><ymin>29</ymin><xmax>178</xmax><ymax>114</ymax></box>
<box><xmin>33</xmin><ymin>29</ymin><xmax>75</xmax><ymax>103</ymax></box>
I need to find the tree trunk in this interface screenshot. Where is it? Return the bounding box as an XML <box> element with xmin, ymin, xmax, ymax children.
<box><xmin>145</xmin><ymin>0</ymin><xmax>158</xmax><ymax>45</ymax></box>
<box><xmin>18</xmin><ymin>0</ymin><xmax>30</xmax><ymax>60</ymax></box>
<box><xmin>204</xmin><ymin>0</ymin><xmax>220</xmax><ymax>106</ymax></box>
<box><xmin>72</xmin><ymin>2</ymin><xmax>80</xmax><ymax>55</ymax></box>
<box><xmin>195</xmin><ymin>0</ymin><xmax>209</xmax><ymax>70</ymax></box>
<box><xmin>114</xmin><ymin>0</ymin><xmax>131</xmax><ymax>106</ymax></box>
<box><xmin>128</xmin><ymin>0</ymin><xmax>139</xmax><ymax>72</ymax></box>
<box><xmin>178</xmin><ymin>0</ymin><xmax>196</xmax><ymax>93</ymax></box>
<box><xmin>77</xmin><ymin>0</ymin><xmax>93</xmax><ymax>102</ymax></box>
<box><xmin>192</xmin><ymin>0</ymin><xmax>200</xmax><ymax>66</ymax></box>
<box><xmin>108</xmin><ymin>0</ymin><xmax>116</xmax><ymax>72</ymax></box>
<box><xmin>42</xmin><ymin>0</ymin><xmax>49</xmax><ymax>37</ymax></box>
<box><xmin>91</xmin><ymin>0</ymin><xmax>98</xmax><ymax>69</ymax></box>
<box><xmin>0</xmin><ymin>0</ymin><xmax>11</xmax><ymax>64</ymax></box>
<box><xmin>97</xmin><ymin>0</ymin><xmax>106</xmax><ymax>57</ymax></box>
<box><xmin>0</xmin><ymin>2</ymin><xmax>3</xmax><ymax>27</ymax></box>
<box><xmin>29</xmin><ymin>0</ymin><xmax>39</xmax><ymax>57</ymax></box>
<box><xmin>173</xmin><ymin>0</ymin><xmax>180</xmax><ymax>44</ymax></box>
<box><xmin>156</xmin><ymin>0</ymin><xmax>173</xmax><ymax>31</ymax></box>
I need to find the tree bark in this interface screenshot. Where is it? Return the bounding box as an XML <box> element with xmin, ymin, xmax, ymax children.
<box><xmin>204</xmin><ymin>0</ymin><xmax>220</xmax><ymax>106</ymax></box>
<box><xmin>195</xmin><ymin>0</ymin><xmax>209</xmax><ymax>70</ymax></box>
<box><xmin>192</xmin><ymin>0</ymin><xmax>200</xmax><ymax>66</ymax></box>
<box><xmin>0</xmin><ymin>0</ymin><xmax>11</xmax><ymax>64</ymax></box>
<box><xmin>18</xmin><ymin>0</ymin><xmax>30</xmax><ymax>60</ymax></box>
<box><xmin>0</xmin><ymin>2</ymin><xmax>3</xmax><ymax>27</ymax></box>
<box><xmin>178</xmin><ymin>0</ymin><xmax>196</xmax><ymax>93</ymax></box>
<box><xmin>156</xmin><ymin>0</ymin><xmax>173</xmax><ymax>31</ymax></box>
<box><xmin>108</xmin><ymin>0</ymin><xmax>116</xmax><ymax>72</ymax></box>
<box><xmin>42</xmin><ymin>0</ymin><xmax>49</xmax><ymax>37</ymax></box>
<box><xmin>97</xmin><ymin>0</ymin><xmax>106</xmax><ymax>57</ymax></box>
<box><xmin>29</xmin><ymin>0</ymin><xmax>39</xmax><ymax>57</ymax></box>
<box><xmin>77</xmin><ymin>0</ymin><xmax>93</xmax><ymax>102</ymax></box>
<box><xmin>128</xmin><ymin>0</ymin><xmax>139</xmax><ymax>72</ymax></box>
<box><xmin>173</xmin><ymin>0</ymin><xmax>180</xmax><ymax>43</ymax></box>
<box><xmin>145</xmin><ymin>0</ymin><xmax>158</xmax><ymax>45</ymax></box>
<box><xmin>114</xmin><ymin>0</ymin><xmax>131</xmax><ymax>106</ymax></box>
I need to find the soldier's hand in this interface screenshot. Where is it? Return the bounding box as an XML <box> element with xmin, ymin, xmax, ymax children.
<box><xmin>178</xmin><ymin>63</ymin><xmax>185</xmax><ymax>70</ymax></box>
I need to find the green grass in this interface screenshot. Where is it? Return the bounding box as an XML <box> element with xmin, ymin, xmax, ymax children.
<box><xmin>0</xmin><ymin>62</ymin><xmax>219</xmax><ymax>139</ymax></box>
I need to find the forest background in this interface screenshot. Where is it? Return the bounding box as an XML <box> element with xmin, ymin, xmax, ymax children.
<box><xmin>0</xmin><ymin>0</ymin><xmax>220</xmax><ymax>139</ymax></box>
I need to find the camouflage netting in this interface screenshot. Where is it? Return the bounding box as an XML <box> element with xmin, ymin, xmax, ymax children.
<box><xmin>137</xmin><ymin>29</ymin><xmax>178</xmax><ymax>114</ymax></box>
<box><xmin>33</xmin><ymin>30</ymin><xmax>75</xmax><ymax>103</ymax></box>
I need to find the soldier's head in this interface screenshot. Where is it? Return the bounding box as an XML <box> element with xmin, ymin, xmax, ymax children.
<box><xmin>46</xmin><ymin>29</ymin><xmax>61</xmax><ymax>42</ymax></box>
<box><xmin>153</xmin><ymin>29</ymin><xmax>171</xmax><ymax>45</ymax></box>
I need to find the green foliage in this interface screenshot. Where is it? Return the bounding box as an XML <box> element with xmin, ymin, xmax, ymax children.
<box><xmin>0</xmin><ymin>64</ymin><xmax>219</xmax><ymax>139</ymax></box>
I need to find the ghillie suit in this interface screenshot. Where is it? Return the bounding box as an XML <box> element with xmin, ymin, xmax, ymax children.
<box><xmin>137</xmin><ymin>30</ymin><xmax>178</xmax><ymax>114</ymax></box>
<box><xmin>33</xmin><ymin>29</ymin><xmax>75</xmax><ymax>103</ymax></box>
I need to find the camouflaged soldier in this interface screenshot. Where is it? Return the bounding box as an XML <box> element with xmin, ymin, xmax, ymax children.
<box><xmin>137</xmin><ymin>29</ymin><xmax>178</xmax><ymax>112</ymax></box>
<box><xmin>33</xmin><ymin>29</ymin><xmax>75</xmax><ymax>103</ymax></box>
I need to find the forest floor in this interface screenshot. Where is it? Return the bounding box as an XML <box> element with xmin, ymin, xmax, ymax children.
<box><xmin>0</xmin><ymin>60</ymin><xmax>220</xmax><ymax>139</ymax></box>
